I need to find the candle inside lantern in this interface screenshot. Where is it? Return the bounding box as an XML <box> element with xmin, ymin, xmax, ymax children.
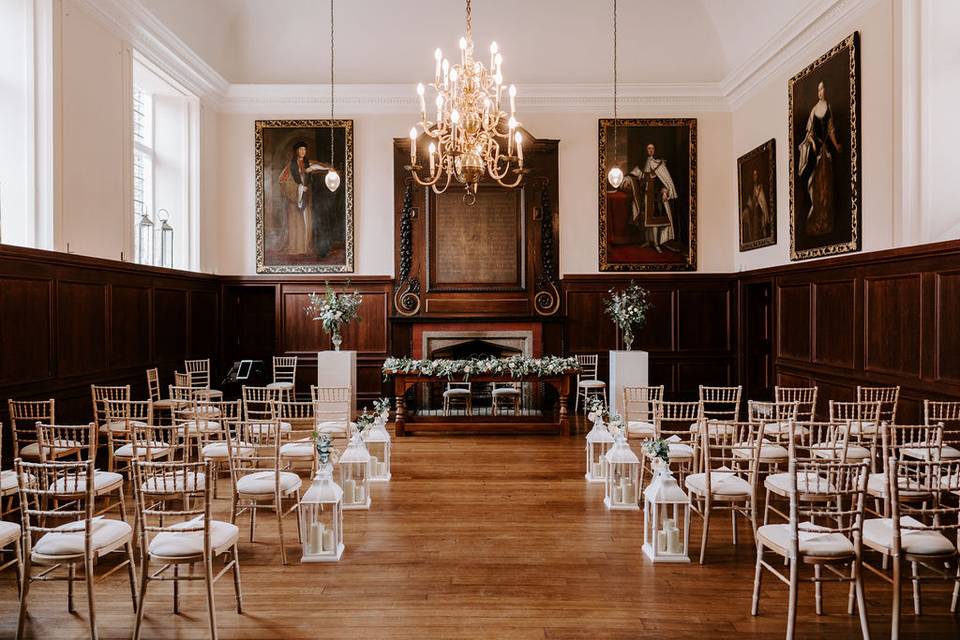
<box><xmin>657</xmin><ymin>530</ymin><xmax>668</xmax><ymax>553</ymax></box>
<box><xmin>667</xmin><ymin>527</ymin><xmax>682</xmax><ymax>554</ymax></box>
<box><xmin>356</xmin><ymin>486</ymin><xmax>365</xmax><ymax>503</ymax></box>
<box><xmin>369</xmin><ymin>456</ymin><xmax>379</xmax><ymax>476</ymax></box>
<box><xmin>322</xmin><ymin>528</ymin><xmax>334</xmax><ymax>553</ymax></box>
<box><xmin>309</xmin><ymin>521</ymin><xmax>323</xmax><ymax>554</ymax></box>
<box><xmin>343</xmin><ymin>479</ymin><xmax>356</xmax><ymax>504</ymax></box>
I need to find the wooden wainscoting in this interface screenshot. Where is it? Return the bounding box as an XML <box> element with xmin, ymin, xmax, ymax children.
<box><xmin>562</xmin><ymin>274</ymin><xmax>738</xmax><ymax>399</ymax></box>
<box><xmin>0</xmin><ymin>244</ymin><xmax>220</xmax><ymax>438</ymax></box>
<box><xmin>739</xmin><ymin>239</ymin><xmax>960</xmax><ymax>422</ymax></box>
<box><xmin>219</xmin><ymin>275</ymin><xmax>394</xmax><ymax>406</ymax></box>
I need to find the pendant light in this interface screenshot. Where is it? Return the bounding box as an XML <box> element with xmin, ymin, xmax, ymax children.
<box><xmin>325</xmin><ymin>0</ymin><xmax>341</xmax><ymax>192</ymax></box>
<box><xmin>607</xmin><ymin>0</ymin><xmax>624</xmax><ymax>189</ymax></box>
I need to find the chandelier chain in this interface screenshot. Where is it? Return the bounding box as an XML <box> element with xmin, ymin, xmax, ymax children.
<box><xmin>466</xmin><ymin>0</ymin><xmax>472</xmax><ymax>41</ymax></box>
<box><xmin>612</xmin><ymin>0</ymin><xmax>618</xmax><ymax>161</ymax></box>
<box><xmin>330</xmin><ymin>0</ymin><xmax>335</xmax><ymax>167</ymax></box>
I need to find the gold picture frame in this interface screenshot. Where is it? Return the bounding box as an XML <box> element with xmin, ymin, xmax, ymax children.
<box><xmin>255</xmin><ymin>119</ymin><xmax>354</xmax><ymax>273</ymax></box>
<box><xmin>788</xmin><ymin>32</ymin><xmax>861</xmax><ymax>261</ymax></box>
<box><xmin>738</xmin><ymin>138</ymin><xmax>777</xmax><ymax>252</ymax></box>
<box><xmin>598</xmin><ymin>118</ymin><xmax>697</xmax><ymax>271</ymax></box>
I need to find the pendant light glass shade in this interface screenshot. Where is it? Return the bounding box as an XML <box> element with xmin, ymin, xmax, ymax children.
<box><xmin>607</xmin><ymin>166</ymin><xmax>624</xmax><ymax>189</ymax></box>
<box><xmin>325</xmin><ymin>170</ymin><xmax>341</xmax><ymax>192</ymax></box>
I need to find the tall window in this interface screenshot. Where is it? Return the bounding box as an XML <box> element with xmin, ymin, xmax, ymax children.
<box><xmin>132</xmin><ymin>55</ymin><xmax>196</xmax><ymax>271</ymax></box>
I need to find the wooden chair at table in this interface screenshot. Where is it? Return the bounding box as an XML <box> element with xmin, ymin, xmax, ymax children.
<box><xmin>225</xmin><ymin>420</ymin><xmax>302</xmax><ymax>565</ymax></box>
<box><xmin>687</xmin><ymin>419</ymin><xmax>761</xmax><ymax>564</ymax></box>
<box><xmin>275</xmin><ymin>399</ymin><xmax>319</xmax><ymax>476</ymax></box>
<box><xmin>36</xmin><ymin>422</ymin><xmax>127</xmax><ymax>521</ymax></box>
<box><xmin>147</xmin><ymin>367</ymin><xmax>177</xmax><ymax>425</ymax></box>
<box><xmin>862</xmin><ymin>457</ymin><xmax>960</xmax><ymax>639</ymax></box>
<box><xmin>242</xmin><ymin>385</ymin><xmax>290</xmax><ymax>439</ymax></box>
<box><xmin>574</xmin><ymin>354</ymin><xmax>606</xmax><ymax>413</ymax></box>
<box><xmin>0</xmin><ymin>421</ymin><xmax>24</xmax><ymax>591</ymax></box>
<box><xmin>775</xmin><ymin>386</ymin><xmax>819</xmax><ymax>423</ymax></box>
<box><xmin>185</xmin><ymin>358</ymin><xmax>224</xmax><ymax>400</ymax></box>
<box><xmin>763</xmin><ymin>420</ymin><xmax>853</xmax><ymax>526</ymax></box>
<box><xmin>131</xmin><ymin>459</ymin><xmax>243</xmax><ymax>640</ymax></box>
<box><xmin>830</xmin><ymin>400</ymin><xmax>883</xmax><ymax>472</ymax></box>
<box><xmin>311</xmin><ymin>385</ymin><xmax>355</xmax><ymax>441</ymax></box>
<box><xmin>924</xmin><ymin>400</ymin><xmax>960</xmax><ymax>460</ymax></box>
<box><xmin>267</xmin><ymin>356</ymin><xmax>298</xmax><ymax>401</ymax></box>
<box><xmin>7</xmin><ymin>398</ymin><xmax>57</xmax><ymax>461</ymax></box>
<box><xmin>622</xmin><ymin>385</ymin><xmax>663</xmax><ymax>440</ymax></box>
<box><xmin>105</xmin><ymin>399</ymin><xmax>168</xmax><ymax>474</ymax></box>
<box><xmin>858</xmin><ymin>385</ymin><xmax>900</xmax><ymax>426</ymax></box>
<box><xmin>197</xmin><ymin>399</ymin><xmax>243</xmax><ymax>498</ymax></box>
<box><xmin>15</xmin><ymin>459</ymin><xmax>138</xmax><ymax>640</ymax></box>
<box><xmin>442</xmin><ymin>382</ymin><xmax>472</xmax><ymax>417</ymax></box>
<box><xmin>751</xmin><ymin>453</ymin><xmax>872</xmax><ymax>640</ymax></box>
<box><xmin>640</xmin><ymin>400</ymin><xmax>702</xmax><ymax>490</ymax></box>
<box><xmin>491</xmin><ymin>382</ymin><xmax>521</xmax><ymax>416</ymax></box>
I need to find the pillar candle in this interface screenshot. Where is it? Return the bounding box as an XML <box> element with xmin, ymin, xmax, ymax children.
<box><xmin>668</xmin><ymin>528</ymin><xmax>682</xmax><ymax>554</ymax></box>
<box><xmin>322</xmin><ymin>528</ymin><xmax>334</xmax><ymax>553</ymax></box>
<box><xmin>619</xmin><ymin>478</ymin><xmax>630</xmax><ymax>503</ymax></box>
<box><xmin>612</xmin><ymin>485</ymin><xmax>622</xmax><ymax>504</ymax></box>
<box><xmin>309</xmin><ymin>522</ymin><xmax>323</xmax><ymax>554</ymax></box>
<box><xmin>380</xmin><ymin>462</ymin><xmax>387</xmax><ymax>476</ymax></box>
<box><xmin>343</xmin><ymin>479</ymin><xmax>356</xmax><ymax>504</ymax></box>
<box><xmin>356</xmin><ymin>486</ymin><xmax>364</xmax><ymax>503</ymax></box>
<box><xmin>657</xmin><ymin>530</ymin><xmax>668</xmax><ymax>553</ymax></box>
<box><xmin>370</xmin><ymin>456</ymin><xmax>379</xmax><ymax>475</ymax></box>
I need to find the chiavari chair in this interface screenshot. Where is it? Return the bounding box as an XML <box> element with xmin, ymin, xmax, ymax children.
<box><xmin>574</xmin><ymin>354</ymin><xmax>606</xmax><ymax>413</ymax></box>
<box><xmin>266</xmin><ymin>355</ymin><xmax>298</xmax><ymax>401</ymax></box>
<box><xmin>622</xmin><ymin>385</ymin><xmax>664</xmax><ymax>439</ymax></box>
<box><xmin>829</xmin><ymin>400</ymin><xmax>883</xmax><ymax>474</ymax></box>
<box><xmin>225</xmin><ymin>420</ymin><xmax>302</xmax><ymax>565</ymax></box>
<box><xmin>687</xmin><ymin>420</ymin><xmax>760</xmax><ymax>564</ymax></box>
<box><xmin>640</xmin><ymin>400</ymin><xmax>702</xmax><ymax>490</ymax></box>
<box><xmin>775</xmin><ymin>386</ymin><xmax>819</xmax><ymax>422</ymax></box>
<box><xmin>147</xmin><ymin>367</ymin><xmax>177</xmax><ymax>424</ymax></box>
<box><xmin>36</xmin><ymin>422</ymin><xmax>126</xmax><ymax>521</ymax></box>
<box><xmin>90</xmin><ymin>384</ymin><xmax>133</xmax><ymax>434</ymax></box>
<box><xmin>184</xmin><ymin>358</ymin><xmax>224</xmax><ymax>400</ymax></box>
<box><xmin>749</xmin><ymin>399</ymin><xmax>801</xmax><ymax>439</ymax></box>
<box><xmin>6</xmin><ymin>398</ymin><xmax>56</xmax><ymax>460</ymax></box>
<box><xmin>699</xmin><ymin>385</ymin><xmax>742</xmax><ymax>422</ymax></box>
<box><xmin>858</xmin><ymin>385</ymin><xmax>900</xmax><ymax>426</ymax></box>
<box><xmin>491</xmin><ymin>382</ymin><xmax>521</xmax><ymax>416</ymax></box>
<box><xmin>170</xmin><ymin>386</ymin><xmax>226</xmax><ymax>462</ymax></box>
<box><xmin>16</xmin><ymin>459</ymin><xmax>137</xmax><ymax>640</ymax></box>
<box><xmin>924</xmin><ymin>400</ymin><xmax>960</xmax><ymax>459</ymax></box>
<box><xmin>862</xmin><ymin>458</ymin><xmax>960</xmax><ymax>638</ymax></box>
<box><xmin>311</xmin><ymin>385</ymin><xmax>355</xmax><ymax>439</ymax></box>
<box><xmin>174</xmin><ymin>372</ymin><xmax>192</xmax><ymax>388</ymax></box>
<box><xmin>0</xmin><ymin>421</ymin><xmax>24</xmax><ymax>589</ymax></box>
<box><xmin>242</xmin><ymin>385</ymin><xmax>290</xmax><ymax>437</ymax></box>
<box><xmin>751</xmin><ymin>453</ymin><xmax>871</xmax><ymax>640</ymax></box>
<box><xmin>442</xmin><ymin>382</ymin><xmax>472</xmax><ymax>416</ymax></box>
<box><xmin>197</xmin><ymin>399</ymin><xmax>243</xmax><ymax>498</ymax></box>
<box><xmin>275</xmin><ymin>399</ymin><xmax>318</xmax><ymax>475</ymax></box>
<box><xmin>866</xmin><ymin>424</ymin><xmax>941</xmax><ymax>519</ymax></box>
<box><xmin>131</xmin><ymin>460</ymin><xmax>243</xmax><ymax>640</ymax></box>
<box><xmin>105</xmin><ymin>399</ymin><xmax>169</xmax><ymax>473</ymax></box>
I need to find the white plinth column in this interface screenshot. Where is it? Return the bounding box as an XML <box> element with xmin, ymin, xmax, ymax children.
<box><xmin>317</xmin><ymin>350</ymin><xmax>357</xmax><ymax>408</ymax></box>
<box><xmin>609</xmin><ymin>350</ymin><xmax>649</xmax><ymax>415</ymax></box>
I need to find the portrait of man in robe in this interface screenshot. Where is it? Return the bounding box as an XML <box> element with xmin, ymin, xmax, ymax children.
<box><xmin>598</xmin><ymin>118</ymin><xmax>697</xmax><ymax>271</ymax></box>
<box><xmin>737</xmin><ymin>138</ymin><xmax>777</xmax><ymax>251</ymax></box>
<box><xmin>255</xmin><ymin>119</ymin><xmax>355</xmax><ymax>273</ymax></box>
<box><xmin>789</xmin><ymin>32</ymin><xmax>861</xmax><ymax>261</ymax></box>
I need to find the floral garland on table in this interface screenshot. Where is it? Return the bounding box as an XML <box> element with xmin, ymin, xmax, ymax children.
<box><xmin>381</xmin><ymin>355</ymin><xmax>581</xmax><ymax>381</ymax></box>
<box><xmin>305</xmin><ymin>282</ymin><xmax>363</xmax><ymax>350</ymax></box>
<box><xmin>604</xmin><ymin>281</ymin><xmax>651</xmax><ymax>351</ymax></box>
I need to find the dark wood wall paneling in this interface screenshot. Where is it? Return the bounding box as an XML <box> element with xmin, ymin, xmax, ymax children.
<box><xmin>0</xmin><ymin>244</ymin><xmax>220</xmax><ymax>450</ymax></box>
<box><xmin>740</xmin><ymin>239</ymin><xmax>960</xmax><ymax>422</ymax></box>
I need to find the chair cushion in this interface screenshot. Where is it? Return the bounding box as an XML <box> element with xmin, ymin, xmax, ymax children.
<box><xmin>733</xmin><ymin>441</ymin><xmax>789</xmax><ymax>462</ymax></box>
<box><xmin>114</xmin><ymin>442</ymin><xmax>171</xmax><ymax>458</ymax></box>
<box><xmin>762</xmin><ymin>421</ymin><xmax>794</xmax><ymax>436</ymax></box>
<box><xmin>866</xmin><ymin>472</ymin><xmax>930</xmax><ymax>499</ymax></box>
<box><xmin>443</xmin><ymin>389</ymin><xmax>472</xmax><ymax>397</ymax></box>
<box><xmin>316</xmin><ymin>421</ymin><xmax>355</xmax><ymax>434</ymax></box>
<box><xmin>201</xmin><ymin>441</ymin><xmax>254</xmax><ymax>459</ymax></box>
<box><xmin>863</xmin><ymin>516</ymin><xmax>956</xmax><ymax>556</ymax></box>
<box><xmin>50</xmin><ymin>470</ymin><xmax>123</xmax><ymax>495</ymax></box>
<box><xmin>685</xmin><ymin>471</ymin><xmax>752</xmax><ymax>497</ymax></box>
<box><xmin>578</xmin><ymin>380</ymin><xmax>606</xmax><ymax>389</ymax></box>
<box><xmin>627</xmin><ymin>420</ymin><xmax>655</xmax><ymax>437</ymax></box>
<box><xmin>901</xmin><ymin>443</ymin><xmax>960</xmax><ymax>460</ymax></box>
<box><xmin>33</xmin><ymin>517</ymin><xmax>131</xmax><ymax>557</ymax></box>
<box><xmin>141</xmin><ymin>472</ymin><xmax>206</xmax><ymax>494</ymax></box>
<box><xmin>152</xmin><ymin>398</ymin><xmax>177</xmax><ymax>410</ymax></box>
<box><xmin>764</xmin><ymin>472</ymin><xmax>836</xmax><ymax>496</ymax></box>
<box><xmin>19</xmin><ymin>440</ymin><xmax>83</xmax><ymax>459</ymax></box>
<box><xmin>100</xmin><ymin>420</ymin><xmax>147</xmax><ymax>433</ymax></box>
<box><xmin>266</xmin><ymin>382</ymin><xmax>294</xmax><ymax>390</ymax></box>
<box><xmin>176</xmin><ymin>419</ymin><xmax>222</xmax><ymax>434</ymax></box>
<box><xmin>249</xmin><ymin>421</ymin><xmax>292</xmax><ymax>435</ymax></box>
<box><xmin>667</xmin><ymin>442</ymin><xmax>694</xmax><ymax>460</ymax></box>
<box><xmin>2</xmin><ymin>469</ymin><xmax>23</xmax><ymax>493</ymax></box>
<box><xmin>758</xmin><ymin>522</ymin><xmax>854</xmax><ymax>557</ymax></box>
<box><xmin>149</xmin><ymin>518</ymin><xmax>240</xmax><ymax>558</ymax></box>
<box><xmin>811</xmin><ymin>443</ymin><xmax>871</xmax><ymax>461</ymax></box>
<box><xmin>0</xmin><ymin>520</ymin><xmax>20</xmax><ymax>547</ymax></box>
<box><xmin>280</xmin><ymin>440</ymin><xmax>315</xmax><ymax>459</ymax></box>
<box><xmin>491</xmin><ymin>388</ymin><xmax>520</xmax><ymax>396</ymax></box>
<box><xmin>236</xmin><ymin>470</ymin><xmax>301</xmax><ymax>495</ymax></box>
<box><xmin>848</xmin><ymin>421</ymin><xmax>878</xmax><ymax>435</ymax></box>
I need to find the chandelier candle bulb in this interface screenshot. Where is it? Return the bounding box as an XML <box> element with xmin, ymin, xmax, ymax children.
<box><xmin>409</xmin><ymin>128</ymin><xmax>418</xmax><ymax>165</ymax></box>
<box><xmin>442</xmin><ymin>58</ymin><xmax>449</xmax><ymax>87</ymax></box>
<box><xmin>434</xmin><ymin>48</ymin><xmax>442</xmax><ymax>83</ymax></box>
<box><xmin>489</xmin><ymin>41</ymin><xmax>497</xmax><ymax>70</ymax></box>
<box><xmin>428</xmin><ymin>143</ymin><xmax>436</xmax><ymax>174</ymax></box>
<box><xmin>509</xmin><ymin>84</ymin><xmax>517</xmax><ymax>116</ymax></box>
<box><xmin>417</xmin><ymin>83</ymin><xmax>426</xmax><ymax>120</ymax></box>
<box><xmin>515</xmin><ymin>132</ymin><xmax>523</xmax><ymax>166</ymax></box>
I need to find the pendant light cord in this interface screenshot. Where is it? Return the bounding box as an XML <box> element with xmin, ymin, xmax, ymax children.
<box><xmin>330</xmin><ymin>0</ymin><xmax>335</xmax><ymax>168</ymax></box>
<box><xmin>466</xmin><ymin>0</ymin><xmax>472</xmax><ymax>42</ymax></box>
<box><xmin>612</xmin><ymin>0</ymin><xmax>618</xmax><ymax>162</ymax></box>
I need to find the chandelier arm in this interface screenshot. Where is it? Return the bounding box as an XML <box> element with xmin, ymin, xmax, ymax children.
<box><xmin>493</xmin><ymin>171</ymin><xmax>525</xmax><ymax>189</ymax></box>
<box><xmin>431</xmin><ymin>170</ymin><xmax>454</xmax><ymax>194</ymax></box>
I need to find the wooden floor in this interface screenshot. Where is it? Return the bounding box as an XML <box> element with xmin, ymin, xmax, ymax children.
<box><xmin>2</xmin><ymin>422</ymin><xmax>959</xmax><ymax>639</ymax></box>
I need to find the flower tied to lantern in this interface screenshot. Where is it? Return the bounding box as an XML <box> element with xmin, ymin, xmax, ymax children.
<box><xmin>608</xmin><ymin>412</ymin><xmax>625</xmax><ymax>436</ymax></box>
<box><xmin>586</xmin><ymin>396</ymin><xmax>609</xmax><ymax>423</ymax></box>
<box><xmin>355</xmin><ymin>408</ymin><xmax>376</xmax><ymax>436</ymax></box>
<box><xmin>312</xmin><ymin>433</ymin><xmax>335</xmax><ymax>466</ymax></box>
<box><xmin>642</xmin><ymin>437</ymin><xmax>670</xmax><ymax>466</ymax></box>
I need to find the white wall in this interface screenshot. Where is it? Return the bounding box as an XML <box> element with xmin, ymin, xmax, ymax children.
<box><xmin>0</xmin><ymin>0</ymin><xmax>33</xmax><ymax>247</ymax></box>
<box><xmin>732</xmin><ymin>0</ymin><xmax>896</xmax><ymax>271</ymax></box>
<box><xmin>215</xmin><ymin>108</ymin><xmax>734</xmax><ymax>276</ymax></box>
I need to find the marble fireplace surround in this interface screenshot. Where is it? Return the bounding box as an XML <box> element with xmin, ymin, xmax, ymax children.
<box><xmin>411</xmin><ymin>322</ymin><xmax>544</xmax><ymax>361</ymax></box>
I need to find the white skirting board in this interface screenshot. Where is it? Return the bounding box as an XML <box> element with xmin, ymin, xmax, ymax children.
<box><xmin>608</xmin><ymin>350</ymin><xmax>649</xmax><ymax>415</ymax></box>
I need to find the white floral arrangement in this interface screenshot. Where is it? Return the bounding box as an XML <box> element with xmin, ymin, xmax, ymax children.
<box><xmin>372</xmin><ymin>397</ymin><xmax>391</xmax><ymax>419</ymax></box>
<box><xmin>607</xmin><ymin>412</ymin><xmax>625</xmax><ymax>434</ymax></box>
<box><xmin>382</xmin><ymin>355</ymin><xmax>581</xmax><ymax>380</ymax></box>
<box><xmin>586</xmin><ymin>396</ymin><xmax>609</xmax><ymax>421</ymax></box>
<box><xmin>603</xmin><ymin>281</ymin><xmax>651</xmax><ymax>349</ymax></box>
<box><xmin>305</xmin><ymin>282</ymin><xmax>363</xmax><ymax>339</ymax></box>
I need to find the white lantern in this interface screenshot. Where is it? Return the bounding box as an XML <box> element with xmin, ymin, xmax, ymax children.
<box><xmin>338</xmin><ymin>434</ymin><xmax>371</xmax><ymax>510</ymax></box>
<box><xmin>363</xmin><ymin>416</ymin><xmax>391</xmax><ymax>482</ymax></box>
<box><xmin>603</xmin><ymin>433</ymin><xmax>640</xmax><ymax>510</ymax></box>
<box><xmin>642</xmin><ymin>459</ymin><xmax>691</xmax><ymax>563</ymax></box>
<box><xmin>585</xmin><ymin>414</ymin><xmax>614</xmax><ymax>483</ymax></box>
<box><xmin>299</xmin><ymin>463</ymin><xmax>345</xmax><ymax>562</ymax></box>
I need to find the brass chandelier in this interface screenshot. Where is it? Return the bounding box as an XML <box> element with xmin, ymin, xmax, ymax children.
<box><xmin>407</xmin><ymin>0</ymin><xmax>525</xmax><ymax>204</ymax></box>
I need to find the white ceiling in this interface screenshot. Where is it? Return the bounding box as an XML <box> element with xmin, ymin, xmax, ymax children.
<box><xmin>138</xmin><ymin>0</ymin><xmax>817</xmax><ymax>87</ymax></box>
